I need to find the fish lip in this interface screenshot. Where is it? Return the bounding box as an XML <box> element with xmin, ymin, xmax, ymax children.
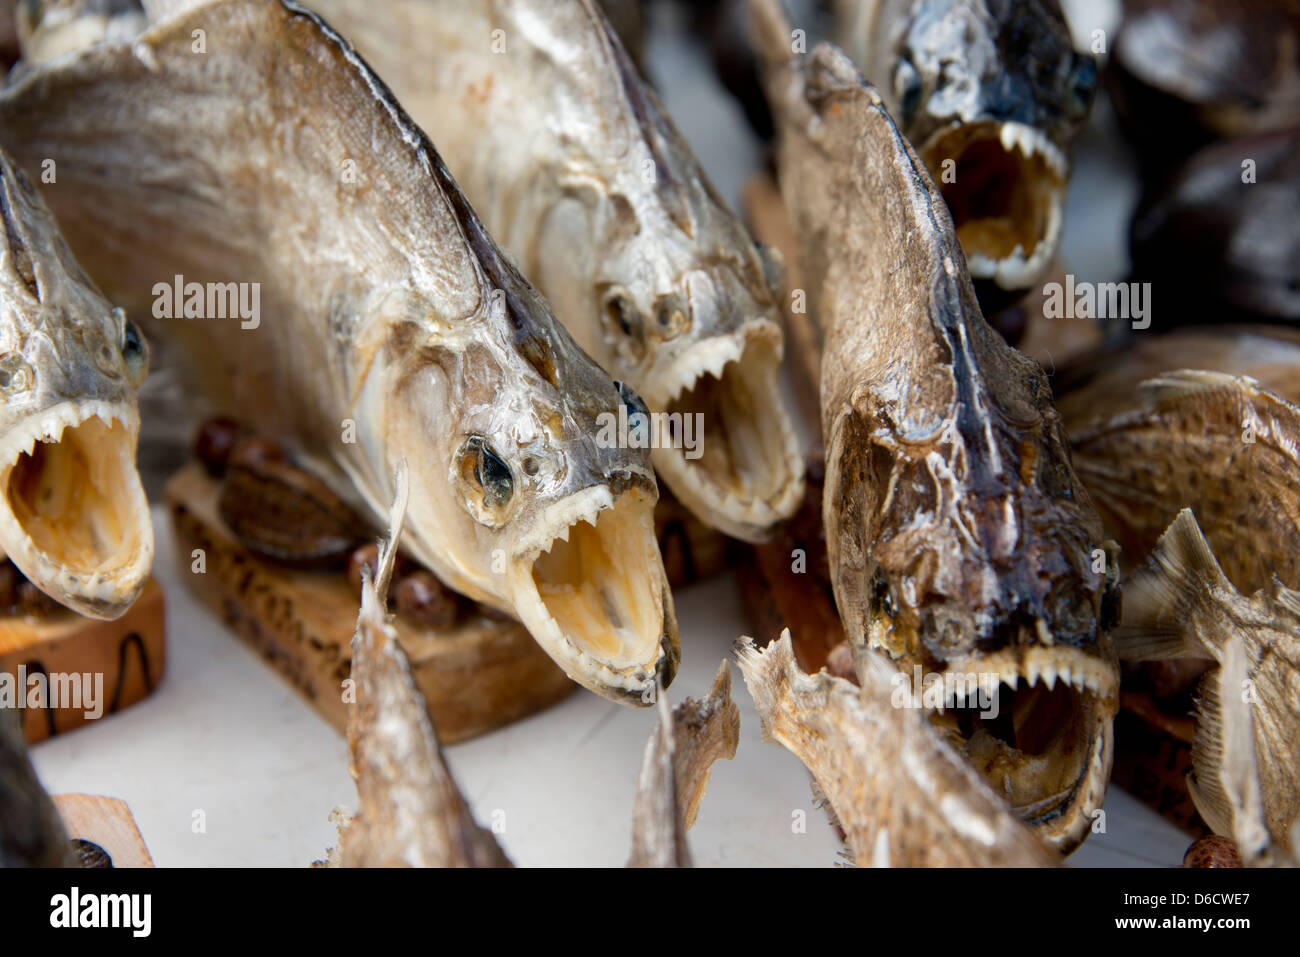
<box><xmin>918</xmin><ymin>119</ymin><xmax>1067</xmax><ymax>291</ymax></box>
<box><xmin>0</xmin><ymin>398</ymin><xmax>153</xmax><ymax>619</ymax></box>
<box><xmin>917</xmin><ymin>642</ymin><xmax>1118</xmax><ymax>854</ymax></box>
<box><xmin>643</xmin><ymin>319</ymin><xmax>806</xmax><ymax>542</ymax></box>
<box><xmin>507</xmin><ymin>481</ymin><xmax>677</xmax><ymax>705</ymax></box>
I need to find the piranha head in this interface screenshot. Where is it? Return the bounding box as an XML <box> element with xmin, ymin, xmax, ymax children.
<box><xmin>377</xmin><ymin>223</ymin><xmax>678</xmax><ymax>707</ymax></box>
<box><xmin>592</xmin><ymin>251</ymin><xmax>805</xmax><ymax>544</ymax></box>
<box><xmin>544</xmin><ymin>45</ymin><xmax>804</xmax><ymax>542</ymax></box>
<box><xmin>827</xmin><ymin>348</ymin><xmax>1119</xmax><ymax>853</ymax></box>
<box><xmin>0</xmin><ymin>155</ymin><xmax>152</xmax><ymax>619</ymax></box>
<box><xmin>879</xmin><ymin>0</ymin><xmax>1097</xmax><ymax>295</ymax></box>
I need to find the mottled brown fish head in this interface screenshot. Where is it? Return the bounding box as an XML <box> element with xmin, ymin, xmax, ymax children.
<box><xmin>880</xmin><ymin>0</ymin><xmax>1095</xmax><ymax>295</ymax></box>
<box><xmin>0</xmin><ymin>152</ymin><xmax>152</xmax><ymax>619</ymax></box>
<box><xmin>384</xmin><ymin>208</ymin><xmax>678</xmax><ymax>707</ymax></box>
<box><xmin>832</xmin><ymin>282</ymin><xmax>1119</xmax><ymax>851</ymax></box>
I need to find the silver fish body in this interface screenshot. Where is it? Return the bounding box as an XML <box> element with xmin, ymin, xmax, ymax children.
<box><xmin>0</xmin><ymin>146</ymin><xmax>152</xmax><ymax>618</ymax></box>
<box><xmin>834</xmin><ymin>0</ymin><xmax>1096</xmax><ymax>297</ymax></box>
<box><xmin>0</xmin><ymin>0</ymin><xmax>677</xmax><ymax>703</ymax></box>
<box><xmin>299</xmin><ymin>0</ymin><xmax>806</xmax><ymax>542</ymax></box>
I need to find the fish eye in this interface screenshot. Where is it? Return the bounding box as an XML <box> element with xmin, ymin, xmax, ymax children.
<box><xmin>120</xmin><ymin>314</ymin><xmax>149</xmax><ymax>386</ymax></box>
<box><xmin>1065</xmin><ymin>56</ymin><xmax>1097</xmax><ymax>120</ymax></box>
<box><xmin>602</xmin><ymin>287</ymin><xmax>644</xmax><ymax>342</ymax></box>
<box><xmin>457</xmin><ymin>434</ymin><xmax>514</xmax><ymax>523</ymax></box>
<box><xmin>0</xmin><ymin>354</ymin><xmax>32</xmax><ymax>396</ymax></box>
<box><xmin>893</xmin><ymin>56</ymin><xmax>923</xmax><ymax>126</ymax></box>
<box><xmin>652</xmin><ymin>293</ymin><xmax>690</xmax><ymax>339</ymax></box>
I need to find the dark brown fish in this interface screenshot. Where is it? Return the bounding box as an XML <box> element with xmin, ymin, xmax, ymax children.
<box><xmin>1109</xmin><ymin>0</ymin><xmax>1300</xmax><ymax>178</ymax></box>
<box><xmin>751</xmin><ymin>0</ymin><xmax>1118</xmax><ymax>853</ymax></box>
<box><xmin>834</xmin><ymin>0</ymin><xmax>1097</xmax><ymax>304</ymax></box>
<box><xmin>1129</xmin><ymin>129</ymin><xmax>1300</xmax><ymax>329</ymax></box>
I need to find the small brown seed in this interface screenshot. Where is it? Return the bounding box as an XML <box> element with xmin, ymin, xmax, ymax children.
<box><xmin>194</xmin><ymin>417</ymin><xmax>244</xmax><ymax>477</ymax></box>
<box><xmin>1183</xmin><ymin>835</ymin><xmax>1242</xmax><ymax>868</ymax></box>
<box><xmin>393</xmin><ymin>570</ymin><xmax>460</xmax><ymax>630</ymax></box>
<box><xmin>219</xmin><ymin>454</ymin><xmax>364</xmax><ymax>566</ymax></box>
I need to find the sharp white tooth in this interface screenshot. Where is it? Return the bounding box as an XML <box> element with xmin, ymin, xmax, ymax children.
<box><xmin>1004</xmin><ymin>672</ymin><xmax>1018</xmax><ymax>690</ymax></box>
<box><xmin>1057</xmin><ymin>665</ymin><xmax>1072</xmax><ymax>689</ymax></box>
<box><xmin>1000</xmin><ymin>123</ymin><xmax>1017</xmax><ymax>153</ymax></box>
<box><xmin>1043</xmin><ymin>667</ymin><xmax>1057</xmax><ymax>690</ymax></box>
<box><xmin>1025</xmin><ymin>661</ymin><xmax>1040</xmax><ymax>687</ymax></box>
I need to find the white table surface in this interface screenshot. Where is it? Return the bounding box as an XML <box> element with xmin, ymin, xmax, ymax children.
<box><xmin>32</xmin><ymin>0</ymin><xmax>1194</xmax><ymax>867</ymax></box>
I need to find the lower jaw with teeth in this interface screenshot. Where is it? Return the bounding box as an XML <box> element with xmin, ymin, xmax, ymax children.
<box><xmin>511</xmin><ymin>488</ymin><xmax>677</xmax><ymax>705</ymax></box>
<box><xmin>652</xmin><ymin>337</ymin><xmax>804</xmax><ymax>543</ymax></box>
<box><xmin>897</xmin><ymin>641</ymin><xmax>1118</xmax><ymax>854</ymax></box>
<box><xmin>0</xmin><ymin>403</ymin><xmax>153</xmax><ymax>619</ymax></box>
<box><xmin>922</xmin><ymin>121</ymin><xmax>1067</xmax><ymax>293</ymax></box>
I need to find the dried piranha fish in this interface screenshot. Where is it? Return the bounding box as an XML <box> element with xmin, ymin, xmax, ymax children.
<box><xmin>751</xmin><ymin>0</ymin><xmax>1118</xmax><ymax>852</ymax></box>
<box><xmin>0</xmin><ymin>707</ymin><xmax>76</xmax><ymax>867</ymax></box>
<box><xmin>736</xmin><ymin>631</ymin><xmax>1059</xmax><ymax>867</ymax></box>
<box><xmin>1109</xmin><ymin>0</ymin><xmax>1300</xmax><ymax>176</ymax></box>
<box><xmin>330</xmin><ymin>466</ymin><xmax>511</xmax><ymax>867</ymax></box>
<box><xmin>1064</xmin><ymin>370</ymin><xmax>1300</xmax><ymax>594</ymax></box>
<box><xmin>1116</xmin><ymin>510</ymin><xmax>1300</xmax><ymax>867</ymax></box>
<box><xmin>833</xmin><ymin>0</ymin><xmax>1096</xmax><ymax>300</ymax></box>
<box><xmin>1129</xmin><ymin>129</ymin><xmax>1300</xmax><ymax>329</ymax></box>
<box><xmin>627</xmin><ymin>660</ymin><xmax>740</xmax><ymax>867</ymax></box>
<box><xmin>0</xmin><ymin>146</ymin><xmax>152</xmax><ymax>619</ymax></box>
<box><xmin>0</xmin><ymin>0</ymin><xmax>679</xmax><ymax>703</ymax></box>
<box><xmin>296</xmin><ymin>0</ymin><xmax>806</xmax><ymax>543</ymax></box>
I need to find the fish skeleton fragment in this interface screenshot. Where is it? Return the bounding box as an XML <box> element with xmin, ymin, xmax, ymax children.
<box><xmin>0</xmin><ymin>145</ymin><xmax>152</xmax><ymax>618</ymax></box>
<box><xmin>1063</xmin><ymin>370</ymin><xmax>1300</xmax><ymax>593</ymax></box>
<box><xmin>750</xmin><ymin>0</ymin><xmax>1118</xmax><ymax>852</ymax></box>
<box><xmin>294</xmin><ymin>0</ymin><xmax>806</xmax><ymax>542</ymax></box>
<box><xmin>833</xmin><ymin>0</ymin><xmax>1096</xmax><ymax>299</ymax></box>
<box><xmin>736</xmin><ymin>631</ymin><xmax>1059</xmax><ymax>867</ymax></box>
<box><xmin>329</xmin><ymin>465</ymin><xmax>511</xmax><ymax>868</ymax></box>
<box><xmin>0</xmin><ymin>0</ymin><xmax>678</xmax><ymax>702</ymax></box>
<box><xmin>627</xmin><ymin>659</ymin><xmax>740</xmax><ymax>867</ymax></box>
<box><xmin>1115</xmin><ymin>509</ymin><xmax>1300</xmax><ymax>867</ymax></box>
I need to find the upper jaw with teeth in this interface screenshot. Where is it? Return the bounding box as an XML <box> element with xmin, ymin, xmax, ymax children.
<box><xmin>922</xmin><ymin>119</ymin><xmax>1068</xmax><ymax>291</ymax></box>
<box><xmin>0</xmin><ymin>399</ymin><xmax>153</xmax><ymax>619</ymax></box>
<box><xmin>644</xmin><ymin>322</ymin><xmax>805</xmax><ymax>542</ymax></box>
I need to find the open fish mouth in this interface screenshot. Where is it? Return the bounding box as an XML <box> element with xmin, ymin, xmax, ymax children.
<box><xmin>0</xmin><ymin>399</ymin><xmax>152</xmax><ymax>619</ymax></box>
<box><xmin>920</xmin><ymin>120</ymin><xmax>1066</xmax><ymax>292</ymax></box>
<box><xmin>927</xmin><ymin>644</ymin><xmax>1117</xmax><ymax>853</ymax></box>
<box><xmin>509</xmin><ymin>483</ymin><xmax>678</xmax><ymax>705</ymax></box>
<box><xmin>652</xmin><ymin>322</ymin><xmax>804</xmax><ymax>542</ymax></box>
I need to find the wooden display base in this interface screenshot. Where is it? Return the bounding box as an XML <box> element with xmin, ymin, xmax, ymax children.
<box><xmin>54</xmin><ymin>794</ymin><xmax>154</xmax><ymax>868</ymax></box>
<box><xmin>165</xmin><ymin>464</ymin><xmax>578</xmax><ymax>743</ymax></box>
<box><xmin>0</xmin><ymin>579</ymin><xmax>166</xmax><ymax>744</ymax></box>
